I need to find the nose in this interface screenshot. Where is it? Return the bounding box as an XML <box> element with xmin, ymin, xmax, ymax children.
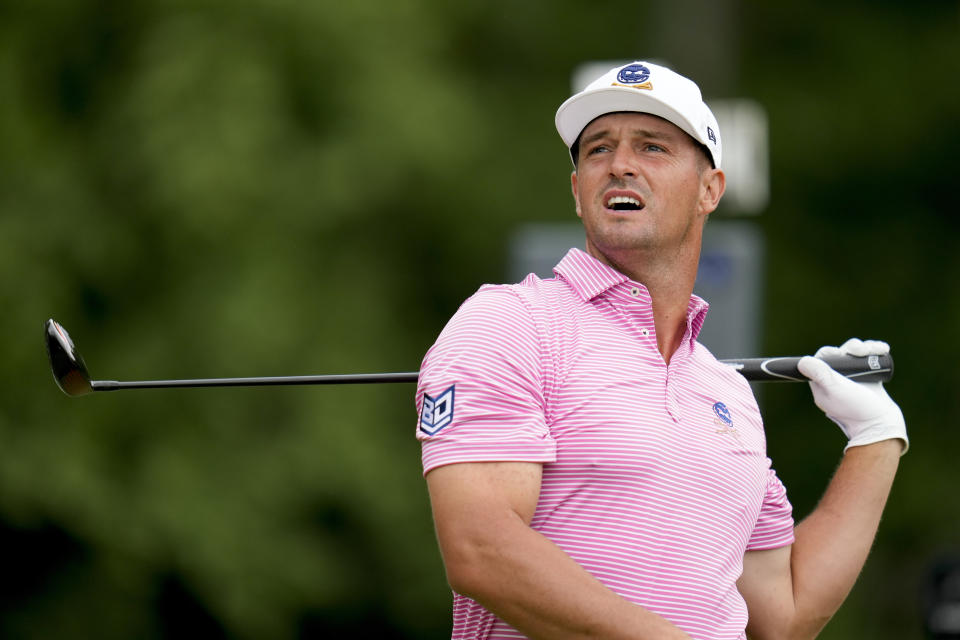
<box><xmin>609</xmin><ymin>143</ymin><xmax>638</xmax><ymax>178</ymax></box>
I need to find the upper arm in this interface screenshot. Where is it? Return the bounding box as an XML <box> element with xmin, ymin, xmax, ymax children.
<box><xmin>426</xmin><ymin>461</ymin><xmax>542</xmax><ymax>589</ymax></box>
<box><xmin>427</xmin><ymin>461</ymin><xmax>542</xmax><ymax>539</ymax></box>
<box><xmin>738</xmin><ymin>464</ymin><xmax>798</xmax><ymax>639</ymax></box>
<box><xmin>416</xmin><ymin>287</ymin><xmax>555</xmax><ymax>473</ymax></box>
<box><xmin>738</xmin><ymin>545</ymin><xmax>796</xmax><ymax>640</ymax></box>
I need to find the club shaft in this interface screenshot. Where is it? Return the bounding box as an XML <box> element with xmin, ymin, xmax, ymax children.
<box><xmin>86</xmin><ymin>353</ymin><xmax>893</xmax><ymax>391</ymax></box>
<box><xmin>90</xmin><ymin>372</ymin><xmax>421</xmax><ymax>391</ymax></box>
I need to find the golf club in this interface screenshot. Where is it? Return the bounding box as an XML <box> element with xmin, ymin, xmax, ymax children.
<box><xmin>45</xmin><ymin>318</ymin><xmax>894</xmax><ymax>397</ymax></box>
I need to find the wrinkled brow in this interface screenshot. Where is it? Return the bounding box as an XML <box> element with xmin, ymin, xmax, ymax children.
<box><xmin>580</xmin><ymin>127</ymin><xmax>677</xmax><ymax>148</ymax></box>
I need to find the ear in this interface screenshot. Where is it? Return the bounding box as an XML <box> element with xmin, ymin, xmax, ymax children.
<box><xmin>699</xmin><ymin>168</ymin><xmax>726</xmax><ymax>216</ymax></box>
<box><xmin>570</xmin><ymin>171</ymin><xmax>582</xmax><ymax>218</ymax></box>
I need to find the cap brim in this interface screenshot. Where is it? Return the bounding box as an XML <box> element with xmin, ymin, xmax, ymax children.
<box><xmin>555</xmin><ymin>87</ymin><xmax>703</xmax><ymax>151</ymax></box>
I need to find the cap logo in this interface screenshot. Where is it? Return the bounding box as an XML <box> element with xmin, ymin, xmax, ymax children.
<box><xmin>707</xmin><ymin>127</ymin><xmax>717</xmax><ymax>145</ymax></box>
<box><xmin>617</xmin><ymin>64</ymin><xmax>651</xmax><ymax>84</ymax></box>
<box><xmin>613</xmin><ymin>64</ymin><xmax>653</xmax><ymax>90</ymax></box>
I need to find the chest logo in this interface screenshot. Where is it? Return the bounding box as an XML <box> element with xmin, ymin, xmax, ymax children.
<box><xmin>713</xmin><ymin>401</ymin><xmax>733</xmax><ymax>426</ymax></box>
<box><xmin>420</xmin><ymin>385</ymin><xmax>455</xmax><ymax>436</ymax></box>
<box><xmin>712</xmin><ymin>401</ymin><xmax>744</xmax><ymax>446</ymax></box>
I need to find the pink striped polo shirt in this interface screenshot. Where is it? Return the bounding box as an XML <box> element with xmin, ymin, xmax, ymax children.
<box><xmin>416</xmin><ymin>248</ymin><xmax>795</xmax><ymax>640</ymax></box>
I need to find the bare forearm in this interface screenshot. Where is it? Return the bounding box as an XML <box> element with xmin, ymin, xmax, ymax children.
<box><xmin>442</xmin><ymin>512</ymin><xmax>689</xmax><ymax>639</ymax></box>
<box><xmin>789</xmin><ymin>440</ymin><xmax>901</xmax><ymax>635</ymax></box>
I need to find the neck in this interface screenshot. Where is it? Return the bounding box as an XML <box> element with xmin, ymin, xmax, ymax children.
<box><xmin>646</xmin><ymin>271</ymin><xmax>696</xmax><ymax>364</ymax></box>
<box><xmin>586</xmin><ymin>243</ymin><xmax>701</xmax><ymax>365</ymax></box>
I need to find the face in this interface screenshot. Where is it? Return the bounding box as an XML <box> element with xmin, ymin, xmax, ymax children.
<box><xmin>570</xmin><ymin>112</ymin><xmax>724</xmax><ymax>271</ymax></box>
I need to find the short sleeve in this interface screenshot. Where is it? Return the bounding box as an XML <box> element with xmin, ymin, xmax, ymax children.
<box><xmin>415</xmin><ymin>285</ymin><xmax>557</xmax><ymax>475</ymax></box>
<box><xmin>746</xmin><ymin>466</ymin><xmax>796</xmax><ymax>550</ymax></box>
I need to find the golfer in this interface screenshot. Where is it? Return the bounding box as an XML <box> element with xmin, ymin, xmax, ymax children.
<box><xmin>415</xmin><ymin>60</ymin><xmax>907</xmax><ymax>640</ymax></box>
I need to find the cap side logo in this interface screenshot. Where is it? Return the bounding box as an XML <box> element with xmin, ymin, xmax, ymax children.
<box><xmin>613</xmin><ymin>63</ymin><xmax>653</xmax><ymax>91</ymax></box>
<box><xmin>707</xmin><ymin>127</ymin><xmax>717</xmax><ymax>145</ymax></box>
<box><xmin>420</xmin><ymin>385</ymin><xmax>455</xmax><ymax>436</ymax></box>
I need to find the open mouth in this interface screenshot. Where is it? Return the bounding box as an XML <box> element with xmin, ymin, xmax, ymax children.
<box><xmin>605</xmin><ymin>195</ymin><xmax>644</xmax><ymax>211</ymax></box>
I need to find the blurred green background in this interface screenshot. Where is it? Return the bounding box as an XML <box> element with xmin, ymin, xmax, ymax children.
<box><xmin>2</xmin><ymin>0</ymin><xmax>957</xmax><ymax>638</ymax></box>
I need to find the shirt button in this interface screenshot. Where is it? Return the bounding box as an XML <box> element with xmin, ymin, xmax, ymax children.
<box><xmin>630</xmin><ymin>287</ymin><xmax>640</xmax><ymax>297</ymax></box>
<box><xmin>640</xmin><ymin>328</ymin><xmax>650</xmax><ymax>337</ymax></box>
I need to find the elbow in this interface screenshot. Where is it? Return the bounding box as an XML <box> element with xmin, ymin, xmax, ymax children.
<box><xmin>445</xmin><ymin>562</ymin><xmax>481</xmax><ymax>599</ymax></box>
<box><xmin>779</xmin><ymin>612</ymin><xmax>834</xmax><ymax>640</ymax></box>
<box><xmin>436</xmin><ymin>514</ymin><xmax>528</xmax><ymax>603</ymax></box>
<box><xmin>746</xmin><ymin>604</ymin><xmax>833</xmax><ymax>640</ymax></box>
<box><xmin>751</xmin><ymin>626</ymin><xmax>824</xmax><ymax>640</ymax></box>
<box><xmin>440</xmin><ymin>537</ymin><xmax>500</xmax><ymax>600</ymax></box>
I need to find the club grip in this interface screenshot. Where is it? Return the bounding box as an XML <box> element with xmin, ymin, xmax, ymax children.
<box><xmin>721</xmin><ymin>352</ymin><xmax>894</xmax><ymax>383</ymax></box>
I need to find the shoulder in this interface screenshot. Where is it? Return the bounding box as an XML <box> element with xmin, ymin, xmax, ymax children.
<box><xmin>689</xmin><ymin>341</ymin><xmax>761</xmax><ymax>411</ymax></box>
<box><xmin>422</xmin><ymin>278</ymin><xmax>545</xmax><ymax>373</ymax></box>
<box><xmin>442</xmin><ymin>273</ymin><xmax>571</xmax><ymax>335</ymax></box>
<box><xmin>691</xmin><ymin>342</ymin><xmax>752</xmax><ymax>387</ymax></box>
<box><xmin>441</xmin><ymin>282</ymin><xmax>536</xmax><ymax>338</ymax></box>
<box><xmin>419</xmin><ymin>275</ymin><xmax>577</xmax><ymax>387</ymax></box>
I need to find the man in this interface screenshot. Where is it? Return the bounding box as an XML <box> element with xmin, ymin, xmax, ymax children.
<box><xmin>415</xmin><ymin>61</ymin><xmax>907</xmax><ymax>640</ymax></box>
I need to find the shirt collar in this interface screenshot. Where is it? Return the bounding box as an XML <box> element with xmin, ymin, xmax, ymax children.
<box><xmin>553</xmin><ymin>247</ymin><xmax>631</xmax><ymax>300</ymax></box>
<box><xmin>553</xmin><ymin>247</ymin><xmax>711</xmax><ymax>341</ymax></box>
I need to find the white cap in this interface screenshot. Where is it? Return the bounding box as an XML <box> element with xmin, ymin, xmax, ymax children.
<box><xmin>555</xmin><ymin>61</ymin><xmax>722</xmax><ymax>168</ymax></box>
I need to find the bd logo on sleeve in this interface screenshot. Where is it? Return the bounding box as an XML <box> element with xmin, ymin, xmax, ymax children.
<box><xmin>420</xmin><ymin>385</ymin><xmax>455</xmax><ymax>435</ymax></box>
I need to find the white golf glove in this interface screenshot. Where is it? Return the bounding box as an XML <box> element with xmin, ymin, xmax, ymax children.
<box><xmin>797</xmin><ymin>338</ymin><xmax>908</xmax><ymax>455</ymax></box>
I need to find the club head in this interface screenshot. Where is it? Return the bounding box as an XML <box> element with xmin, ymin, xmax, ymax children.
<box><xmin>45</xmin><ymin>319</ymin><xmax>94</xmax><ymax>396</ymax></box>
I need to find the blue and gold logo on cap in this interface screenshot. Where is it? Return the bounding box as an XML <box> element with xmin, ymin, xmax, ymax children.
<box><xmin>613</xmin><ymin>64</ymin><xmax>653</xmax><ymax>91</ymax></box>
<box><xmin>617</xmin><ymin>64</ymin><xmax>651</xmax><ymax>84</ymax></box>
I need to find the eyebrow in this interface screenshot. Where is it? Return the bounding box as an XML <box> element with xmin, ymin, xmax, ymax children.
<box><xmin>580</xmin><ymin>127</ymin><xmax>676</xmax><ymax>147</ymax></box>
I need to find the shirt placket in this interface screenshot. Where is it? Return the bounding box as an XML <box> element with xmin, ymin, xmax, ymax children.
<box><xmin>611</xmin><ymin>284</ymin><xmax>686</xmax><ymax>423</ymax></box>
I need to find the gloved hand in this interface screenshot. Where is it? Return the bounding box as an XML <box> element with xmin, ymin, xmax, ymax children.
<box><xmin>797</xmin><ymin>338</ymin><xmax>908</xmax><ymax>455</ymax></box>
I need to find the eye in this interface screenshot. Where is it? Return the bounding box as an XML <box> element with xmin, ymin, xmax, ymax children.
<box><xmin>644</xmin><ymin>143</ymin><xmax>666</xmax><ymax>153</ymax></box>
<box><xmin>586</xmin><ymin>144</ymin><xmax>610</xmax><ymax>156</ymax></box>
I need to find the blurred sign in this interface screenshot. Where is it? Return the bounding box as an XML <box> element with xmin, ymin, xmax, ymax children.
<box><xmin>925</xmin><ymin>556</ymin><xmax>960</xmax><ymax>639</ymax></box>
<box><xmin>693</xmin><ymin>220</ymin><xmax>764</xmax><ymax>359</ymax></box>
<box><xmin>711</xmin><ymin>99</ymin><xmax>769</xmax><ymax>215</ymax></box>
